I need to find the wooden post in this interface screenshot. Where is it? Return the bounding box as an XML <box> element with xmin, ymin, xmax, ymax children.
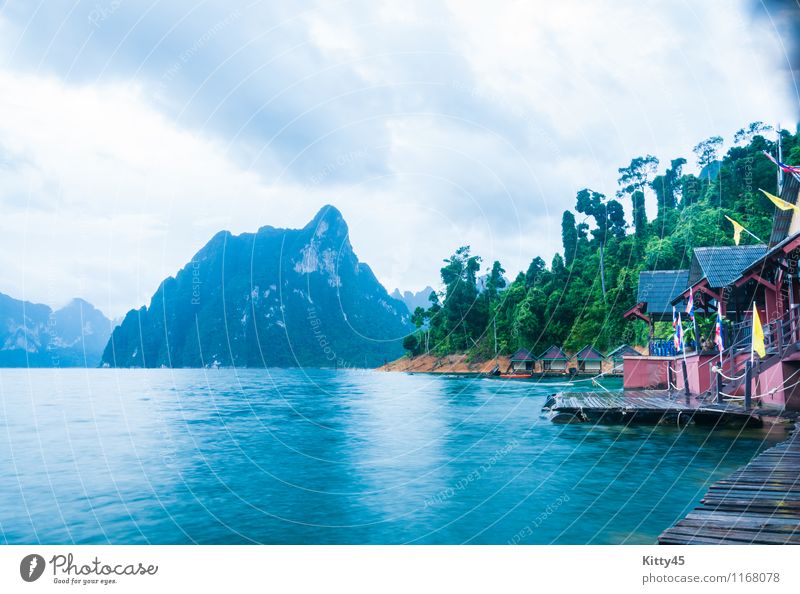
<box><xmin>681</xmin><ymin>358</ymin><xmax>690</xmax><ymax>398</ymax></box>
<box><xmin>788</xmin><ymin>273</ymin><xmax>796</xmax><ymax>343</ymax></box>
<box><xmin>744</xmin><ymin>360</ymin><xmax>752</xmax><ymax>411</ymax></box>
<box><xmin>715</xmin><ymin>366</ymin><xmax>723</xmax><ymax>403</ymax></box>
<box><xmin>666</xmin><ymin>361</ymin><xmax>672</xmax><ymax>394</ymax></box>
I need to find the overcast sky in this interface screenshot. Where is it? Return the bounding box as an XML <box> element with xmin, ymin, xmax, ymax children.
<box><xmin>0</xmin><ymin>0</ymin><xmax>797</xmax><ymax>317</ymax></box>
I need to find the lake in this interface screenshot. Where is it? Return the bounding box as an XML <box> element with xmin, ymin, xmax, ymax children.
<box><xmin>0</xmin><ymin>369</ymin><xmax>779</xmax><ymax>544</ymax></box>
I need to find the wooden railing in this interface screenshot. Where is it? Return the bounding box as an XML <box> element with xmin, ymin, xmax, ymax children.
<box><xmin>765</xmin><ymin>304</ymin><xmax>800</xmax><ymax>357</ymax></box>
<box><xmin>714</xmin><ymin>305</ymin><xmax>800</xmax><ymax>410</ymax></box>
<box><xmin>652</xmin><ymin>306</ymin><xmax>800</xmax><ymax>410</ymax></box>
<box><xmin>729</xmin><ymin>304</ymin><xmax>800</xmax><ymax>358</ymax></box>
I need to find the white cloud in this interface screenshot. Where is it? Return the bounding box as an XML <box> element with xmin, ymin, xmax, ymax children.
<box><xmin>0</xmin><ymin>71</ymin><xmax>276</xmax><ymax>315</ymax></box>
<box><xmin>0</xmin><ymin>0</ymin><xmax>796</xmax><ymax>317</ymax></box>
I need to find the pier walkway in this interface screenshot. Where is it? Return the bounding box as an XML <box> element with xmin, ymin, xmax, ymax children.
<box><xmin>659</xmin><ymin>426</ymin><xmax>800</xmax><ymax>544</ymax></box>
<box><xmin>546</xmin><ymin>390</ymin><xmax>763</xmax><ymax>428</ymax></box>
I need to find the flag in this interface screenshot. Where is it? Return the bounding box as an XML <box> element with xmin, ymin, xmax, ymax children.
<box><xmin>714</xmin><ymin>309</ymin><xmax>724</xmax><ymax>352</ymax></box>
<box><xmin>724</xmin><ymin>215</ymin><xmax>746</xmax><ymax>245</ymax></box>
<box><xmin>752</xmin><ymin>303</ymin><xmax>766</xmax><ymax>359</ymax></box>
<box><xmin>672</xmin><ymin>305</ymin><xmax>678</xmax><ymax>330</ymax></box>
<box><xmin>763</xmin><ymin>150</ymin><xmax>800</xmax><ymax>175</ymax></box>
<box><xmin>685</xmin><ymin>288</ymin><xmax>694</xmax><ymax>321</ymax></box>
<box><xmin>759</xmin><ymin>188</ymin><xmax>798</xmax><ymax>212</ymax></box>
<box><xmin>674</xmin><ymin>312</ymin><xmax>683</xmax><ymax>352</ymax></box>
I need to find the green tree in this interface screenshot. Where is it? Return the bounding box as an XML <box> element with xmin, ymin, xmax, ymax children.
<box><xmin>606</xmin><ymin>199</ymin><xmax>626</xmax><ymax>238</ymax></box>
<box><xmin>575</xmin><ymin>188</ymin><xmax>613</xmax><ymax>298</ymax></box>
<box><xmin>734</xmin><ymin>122</ymin><xmax>772</xmax><ymax>146</ymax></box>
<box><xmin>525</xmin><ymin>257</ymin><xmax>546</xmax><ymax>289</ymax></box>
<box><xmin>617</xmin><ymin>155</ymin><xmax>658</xmax><ymax>236</ymax></box>
<box><xmin>678</xmin><ymin>173</ymin><xmax>703</xmax><ymax>207</ymax></box>
<box><xmin>486</xmin><ymin>261</ymin><xmax>506</xmax><ymax>297</ymax></box>
<box><xmin>514</xmin><ymin>288</ymin><xmax>548</xmax><ymax>347</ymax></box>
<box><xmin>438</xmin><ymin>246</ymin><xmax>484</xmax><ymax>351</ymax></box>
<box><xmin>693</xmin><ymin>135</ymin><xmax>723</xmax><ymax>174</ymax></box>
<box><xmin>405</xmin><ymin>125</ymin><xmax>800</xmax><ymax>361</ymax></box>
<box><xmin>402</xmin><ymin>334</ymin><xmax>419</xmax><ymax>355</ymax></box>
<box><xmin>631</xmin><ymin>191</ymin><xmax>647</xmax><ymax>237</ymax></box>
<box><xmin>561</xmin><ymin>210</ymin><xmax>578</xmax><ymax>265</ymax></box>
<box><xmin>652</xmin><ymin>157</ymin><xmax>686</xmax><ymax>215</ymax></box>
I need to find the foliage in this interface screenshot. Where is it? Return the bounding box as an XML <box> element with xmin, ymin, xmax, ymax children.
<box><xmin>693</xmin><ymin>136</ymin><xmax>723</xmax><ymax>171</ymax></box>
<box><xmin>617</xmin><ymin>155</ymin><xmax>659</xmax><ymax>238</ymax></box>
<box><xmin>561</xmin><ymin>211</ymin><xmax>578</xmax><ymax>265</ymax></box>
<box><xmin>401</xmin><ymin>125</ymin><xmax>800</xmax><ymax>358</ymax></box>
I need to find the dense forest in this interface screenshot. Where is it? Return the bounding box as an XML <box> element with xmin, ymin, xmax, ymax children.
<box><xmin>402</xmin><ymin>123</ymin><xmax>800</xmax><ymax>359</ymax></box>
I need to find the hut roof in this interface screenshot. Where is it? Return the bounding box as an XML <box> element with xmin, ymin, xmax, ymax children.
<box><xmin>574</xmin><ymin>345</ymin><xmax>604</xmax><ymax>361</ymax></box>
<box><xmin>769</xmin><ymin>173</ymin><xmax>800</xmax><ymax>247</ymax></box>
<box><xmin>731</xmin><ymin>228</ymin><xmax>800</xmax><ymax>284</ymax></box>
<box><xmin>510</xmin><ymin>348</ymin><xmax>535</xmax><ymax>362</ymax></box>
<box><xmin>606</xmin><ymin>344</ymin><xmax>640</xmax><ymax>359</ymax></box>
<box><xmin>688</xmin><ymin>245</ymin><xmax>766</xmax><ymax>288</ymax></box>
<box><xmin>636</xmin><ymin>270</ymin><xmax>688</xmax><ymax>316</ymax></box>
<box><xmin>538</xmin><ymin>345</ymin><xmax>568</xmax><ymax>360</ymax></box>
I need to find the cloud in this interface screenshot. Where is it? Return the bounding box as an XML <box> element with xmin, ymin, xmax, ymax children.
<box><xmin>751</xmin><ymin>0</ymin><xmax>800</xmax><ymax>104</ymax></box>
<box><xmin>0</xmin><ymin>70</ymin><xmax>275</xmax><ymax>315</ymax></box>
<box><xmin>0</xmin><ymin>0</ymin><xmax>796</xmax><ymax>316</ymax></box>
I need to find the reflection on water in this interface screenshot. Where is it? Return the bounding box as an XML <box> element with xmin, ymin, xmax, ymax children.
<box><xmin>0</xmin><ymin>369</ymin><xmax>782</xmax><ymax>544</ymax></box>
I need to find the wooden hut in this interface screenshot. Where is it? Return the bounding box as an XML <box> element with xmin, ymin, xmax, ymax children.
<box><xmin>536</xmin><ymin>345</ymin><xmax>569</xmax><ymax>374</ymax></box>
<box><xmin>507</xmin><ymin>348</ymin><xmax>535</xmax><ymax>374</ymax></box>
<box><xmin>671</xmin><ymin>244</ymin><xmax>767</xmax><ymax>322</ymax></box>
<box><xmin>605</xmin><ymin>344</ymin><xmax>640</xmax><ymax>375</ymax></box>
<box><xmin>573</xmin><ymin>345</ymin><xmax>604</xmax><ymax>374</ymax></box>
<box><xmin>623</xmin><ymin>269</ymin><xmax>688</xmax><ymax>345</ymax></box>
<box><xmin>621</xmin><ymin>167</ymin><xmax>800</xmax><ymax>409</ymax></box>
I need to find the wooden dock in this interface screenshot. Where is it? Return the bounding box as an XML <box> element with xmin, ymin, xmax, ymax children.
<box><xmin>659</xmin><ymin>426</ymin><xmax>800</xmax><ymax>544</ymax></box>
<box><xmin>545</xmin><ymin>390</ymin><xmax>763</xmax><ymax>428</ymax></box>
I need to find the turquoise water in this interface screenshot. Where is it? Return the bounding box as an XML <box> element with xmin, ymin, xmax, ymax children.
<box><xmin>0</xmin><ymin>369</ymin><xmax>780</xmax><ymax>544</ymax></box>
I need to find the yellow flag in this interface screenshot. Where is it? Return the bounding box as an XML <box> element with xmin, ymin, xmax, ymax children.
<box><xmin>752</xmin><ymin>303</ymin><xmax>766</xmax><ymax>359</ymax></box>
<box><xmin>724</xmin><ymin>215</ymin><xmax>745</xmax><ymax>246</ymax></box>
<box><xmin>760</xmin><ymin>188</ymin><xmax>798</xmax><ymax>212</ymax></box>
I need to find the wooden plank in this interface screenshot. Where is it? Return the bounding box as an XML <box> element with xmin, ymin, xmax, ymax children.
<box><xmin>658</xmin><ymin>424</ymin><xmax>800</xmax><ymax>545</ymax></box>
<box><xmin>660</xmin><ymin>526</ymin><xmax>800</xmax><ymax>545</ymax></box>
<box><xmin>550</xmin><ymin>389</ymin><xmax>760</xmax><ymax>428</ymax></box>
<box><xmin>665</xmin><ymin>525</ymin><xmax>800</xmax><ymax>543</ymax></box>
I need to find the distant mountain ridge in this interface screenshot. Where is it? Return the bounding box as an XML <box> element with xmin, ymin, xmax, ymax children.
<box><xmin>102</xmin><ymin>205</ymin><xmax>412</xmax><ymax>368</ymax></box>
<box><xmin>391</xmin><ymin>286</ymin><xmax>435</xmax><ymax>312</ymax></box>
<box><xmin>0</xmin><ymin>293</ymin><xmax>113</xmax><ymax>367</ymax></box>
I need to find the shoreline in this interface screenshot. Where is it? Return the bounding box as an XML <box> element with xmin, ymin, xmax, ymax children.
<box><xmin>376</xmin><ymin>353</ymin><xmax>510</xmax><ymax>375</ymax></box>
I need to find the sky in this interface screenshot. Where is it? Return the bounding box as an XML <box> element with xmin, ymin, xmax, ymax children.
<box><xmin>0</xmin><ymin>0</ymin><xmax>797</xmax><ymax>318</ymax></box>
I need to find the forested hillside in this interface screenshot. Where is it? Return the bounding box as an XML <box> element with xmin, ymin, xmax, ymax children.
<box><xmin>403</xmin><ymin>123</ymin><xmax>800</xmax><ymax>359</ymax></box>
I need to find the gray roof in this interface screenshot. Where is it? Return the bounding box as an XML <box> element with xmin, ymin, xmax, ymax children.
<box><xmin>736</xmin><ymin>228</ymin><xmax>800</xmax><ymax>279</ymax></box>
<box><xmin>510</xmin><ymin>348</ymin><xmax>534</xmax><ymax>361</ymax></box>
<box><xmin>689</xmin><ymin>245</ymin><xmax>767</xmax><ymax>288</ymax></box>
<box><xmin>768</xmin><ymin>173</ymin><xmax>800</xmax><ymax>247</ymax></box>
<box><xmin>574</xmin><ymin>345</ymin><xmax>604</xmax><ymax>360</ymax></box>
<box><xmin>538</xmin><ymin>345</ymin><xmax>568</xmax><ymax>360</ymax></box>
<box><xmin>637</xmin><ymin>270</ymin><xmax>688</xmax><ymax>316</ymax></box>
<box><xmin>606</xmin><ymin>344</ymin><xmax>640</xmax><ymax>359</ymax></box>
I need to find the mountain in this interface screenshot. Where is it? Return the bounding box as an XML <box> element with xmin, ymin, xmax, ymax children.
<box><xmin>699</xmin><ymin>160</ymin><xmax>722</xmax><ymax>181</ymax></box>
<box><xmin>0</xmin><ymin>294</ymin><xmax>113</xmax><ymax>367</ymax></box>
<box><xmin>391</xmin><ymin>286</ymin><xmax>435</xmax><ymax>312</ymax></box>
<box><xmin>101</xmin><ymin>206</ymin><xmax>412</xmax><ymax>368</ymax></box>
<box><xmin>477</xmin><ymin>273</ymin><xmax>510</xmax><ymax>293</ymax></box>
